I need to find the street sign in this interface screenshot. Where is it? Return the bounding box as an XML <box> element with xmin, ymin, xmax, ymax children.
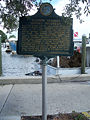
<box><xmin>17</xmin><ymin>3</ymin><xmax>73</xmax><ymax>58</ymax></box>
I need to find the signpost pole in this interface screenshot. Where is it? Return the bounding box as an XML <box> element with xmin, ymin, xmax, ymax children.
<box><xmin>42</xmin><ymin>57</ymin><xmax>47</xmax><ymax>120</ymax></box>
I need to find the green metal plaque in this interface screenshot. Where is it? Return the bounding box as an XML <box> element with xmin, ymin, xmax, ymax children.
<box><xmin>17</xmin><ymin>3</ymin><xmax>74</xmax><ymax>58</ymax></box>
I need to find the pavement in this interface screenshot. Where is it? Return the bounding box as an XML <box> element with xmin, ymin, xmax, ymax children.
<box><xmin>0</xmin><ymin>74</ymin><xmax>90</xmax><ymax>120</ymax></box>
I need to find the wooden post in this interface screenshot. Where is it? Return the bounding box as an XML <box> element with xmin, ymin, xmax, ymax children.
<box><xmin>81</xmin><ymin>35</ymin><xmax>86</xmax><ymax>74</ymax></box>
<box><xmin>0</xmin><ymin>35</ymin><xmax>2</xmax><ymax>76</ymax></box>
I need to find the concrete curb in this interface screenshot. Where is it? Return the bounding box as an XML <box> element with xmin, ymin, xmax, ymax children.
<box><xmin>0</xmin><ymin>74</ymin><xmax>90</xmax><ymax>85</ymax></box>
<box><xmin>0</xmin><ymin>116</ymin><xmax>20</xmax><ymax>120</ymax></box>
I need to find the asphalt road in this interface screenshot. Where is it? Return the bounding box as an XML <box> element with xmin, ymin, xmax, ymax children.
<box><xmin>0</xmin><ymin>82</ymin><xmax>90</xmax><ymax>119</ymax></box>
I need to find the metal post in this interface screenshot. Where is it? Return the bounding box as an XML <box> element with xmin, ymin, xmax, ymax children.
<box><xmin>57</xmin><ymin>56</ymin><xmax>60</xmax><ymax>68</ymax></box>
<box><xmin>0</xmin><ymin>35</ymin><xmax>2</xmax><ymax>76</ymax></box>
<box><xmin>42</xmin><ymin>57</ymin><xmax>47</xmax><ymax>120</ymax></box>
<box><xmin>81</xmin><ymin>35</ymin><xmax>86</xmax><ymax>74</ymax></box>
<box><xmin>56</xmin><ymin>56</ymin><xmax>60</xmax><ymax>75</ymax></box>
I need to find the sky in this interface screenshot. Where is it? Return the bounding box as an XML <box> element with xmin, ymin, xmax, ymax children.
<box><xmin>52</xmin><ymin>0</ymin><xmax>90</xmax><ymax>39</ymax></box>
<box><xmin>0</xmin><ymin>0</ymin><xmax>90</xmax><ymax>39</ymax></box>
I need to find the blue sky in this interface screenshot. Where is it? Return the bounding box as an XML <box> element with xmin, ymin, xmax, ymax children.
<box><xmin>1</xmin><ymin>0</ymin><xmax>90</xmax><ymax>39</ymax></box>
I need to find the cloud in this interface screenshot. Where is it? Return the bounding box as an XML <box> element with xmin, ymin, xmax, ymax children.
<box><xmin>0</xmin><ymin>24</ymin><xmax>7</xmax><ymax>33</ymax></box>
<box><xmin>54</xmin><ymin>0</ymin><xmax>70</xmax><ymax>16</ymax></box>
<box><xmin>28</xmin><ymin>5</ymin><xmax>37</xmax><ymax>15</ymax></box>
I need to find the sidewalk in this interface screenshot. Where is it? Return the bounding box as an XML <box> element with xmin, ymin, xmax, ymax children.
<box><xmin>0</xmin><ymin>82</ymin><xmax>90</xmax><ymax>119</ymax></box>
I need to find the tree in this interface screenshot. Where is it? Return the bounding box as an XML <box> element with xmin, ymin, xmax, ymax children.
<box><xmin>0</xmin><ymin>30</ymin><xmax>7</xmax><ymax>43</ymax></box>
<box><xmin>63</xmin><ymin>0</ymin><xmax>90</xmax><ymax>23</ymax></box>
<box><xmin>0</xmin><ymin>0</ymin><xmax>89</xmax><ymax>32</ymax></box>
<box><xmin>0</xmin><ymin>0</ymin><xmax>36</xmax><ymax>32</ymax></box>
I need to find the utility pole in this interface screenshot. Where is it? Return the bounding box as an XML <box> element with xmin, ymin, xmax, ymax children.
<box><xmin>0</xmin><ymin>35</ymin><xmax>2</xmax><ymax>76</ymax></box>
<box><xmin>81</xmin><ymin>35</ymin><xmax>86</xmax><ymax>74</ymax></box>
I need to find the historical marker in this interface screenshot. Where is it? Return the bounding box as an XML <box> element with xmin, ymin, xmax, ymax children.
<box><xmin>17</xmin><ymin>3</ymin><xmax>73</xmax><ymax>58</ymax></box>
<box><xmin>17</xmin><ymin>3</ymin><xmax>74</xmax><ymax>120</ymax></box>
